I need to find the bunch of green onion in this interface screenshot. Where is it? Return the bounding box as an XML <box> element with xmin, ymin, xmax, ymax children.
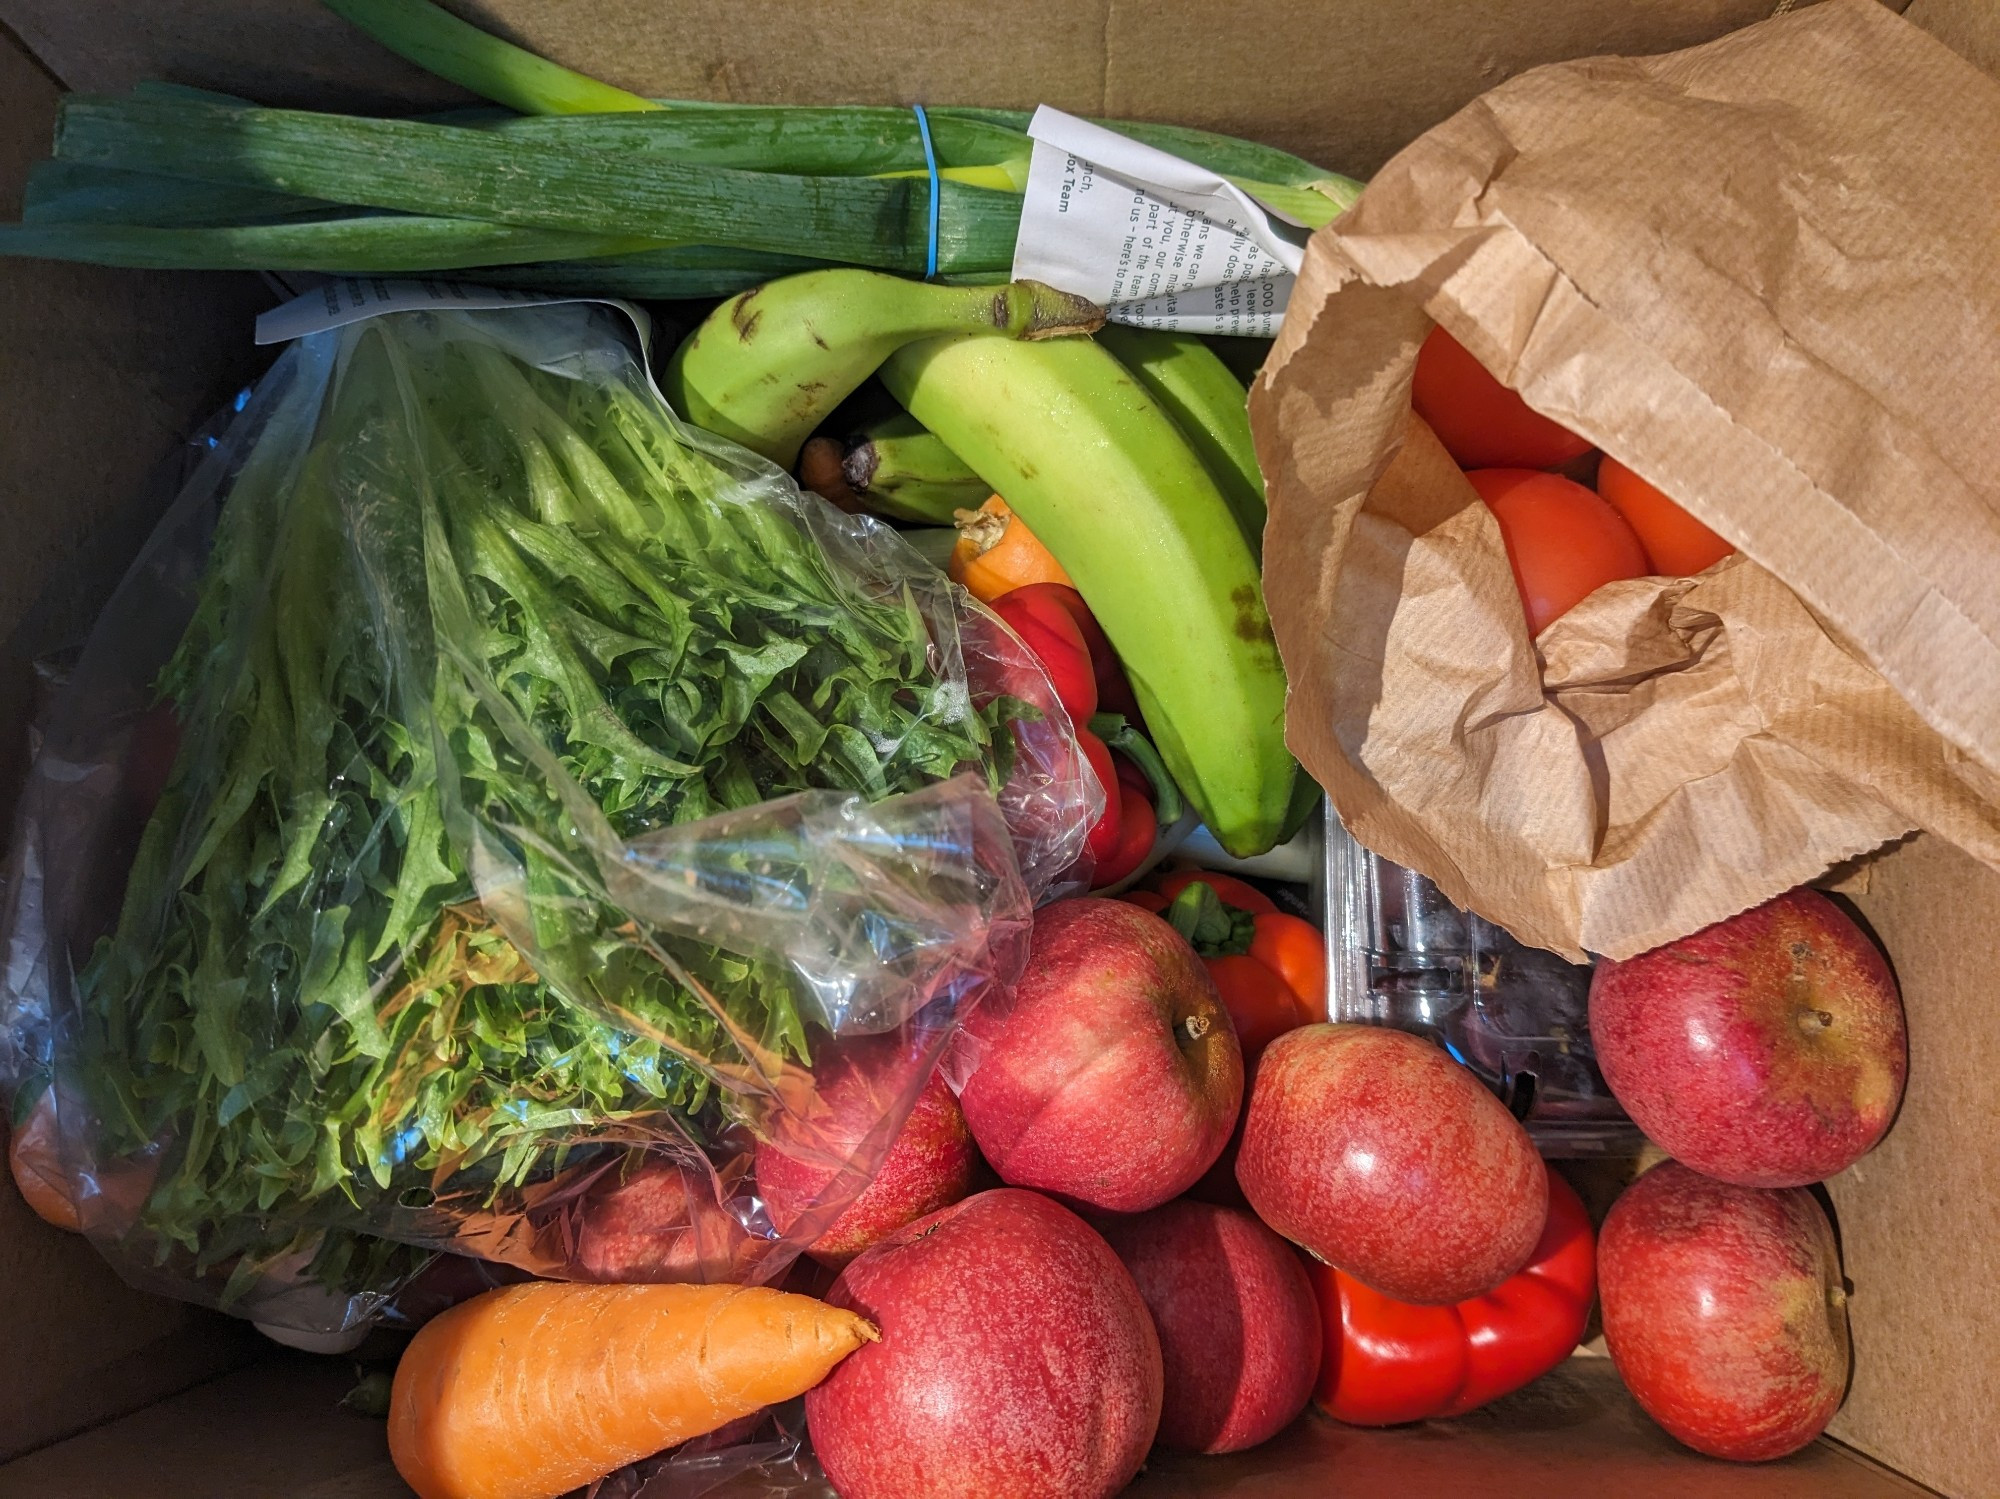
<box><xmin>0</xmin><ymin>0</ymin><xmax>1363</xmax><ymax>300</ymax></box>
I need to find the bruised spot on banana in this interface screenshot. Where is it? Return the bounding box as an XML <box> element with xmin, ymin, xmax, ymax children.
<box><xmin>661</xmin><ymin>269</ymin><xmax>1104</xmax><ymax>470</ymax></box>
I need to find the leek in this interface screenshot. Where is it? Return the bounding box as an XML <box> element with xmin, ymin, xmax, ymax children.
<box><xmin>0</xmin><ymin>0</ymin><xmax>1366</xmax><ymax>290</ymax></box>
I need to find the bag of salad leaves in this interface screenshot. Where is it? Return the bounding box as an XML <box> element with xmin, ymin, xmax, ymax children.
<box><xmin>0</xmin><ymin>299</ymin><xmax>1091</xmax><ymax>1334</ymax></box>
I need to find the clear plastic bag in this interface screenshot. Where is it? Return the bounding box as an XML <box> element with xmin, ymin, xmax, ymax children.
<box><xmin>0</xmin><ymin>302</ymin><xmax>1094</xmax><ymax>1333</ymax></box>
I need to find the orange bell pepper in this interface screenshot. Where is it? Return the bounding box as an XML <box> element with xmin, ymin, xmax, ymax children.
<box><xmin>1156</xmin><ymin>869</ymin><xmax>1277</xmax><ymax>915</ymax></box>
<box><xmin>1309</xmin><ymin>1171</ymin><xmax>1596</xmax><ymax>1426</ymax></box>
<box><xmin>1147</xmin><ymin>872</ymin><xmax>1326</xmax><ymax>1031</ymax></box>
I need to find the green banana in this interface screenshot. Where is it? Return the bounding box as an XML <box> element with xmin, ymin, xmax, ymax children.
<box><xmin>661</xmin><ymin>269</ymin><xmax>1102</xmax><ymax>469</ymax></box>
<box><xmin>1097</xmin><ymin>324</ymin><xmax>1266</xmax><ymax>554</ymax></box>
<box><xmin>879</xmin><ymin>334</ymin><xmax>1293</xmax><ymax>857</ymax></box>
<box><xmin>840</xmin><ymin>412</ymin><xmax>991</xmax><ymax>524</ymax></box>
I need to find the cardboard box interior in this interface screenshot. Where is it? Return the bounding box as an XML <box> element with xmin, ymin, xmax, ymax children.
<box><xmin>0</xmin><ymin>0</ymin><xmax>1989</xmax><ymax>1493</ymax></box>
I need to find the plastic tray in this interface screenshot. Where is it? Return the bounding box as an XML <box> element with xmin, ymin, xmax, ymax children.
<box><xmin>1320</xmin><ymin>804</ymin><xmax>1641</xmax><ymax>1157</ymax></box>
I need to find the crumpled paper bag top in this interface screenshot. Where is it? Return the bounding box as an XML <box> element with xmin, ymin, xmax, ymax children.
<box><xmin>1253</xmin><ymin>0</ymin><xmax>2000</xmax><ymax>960</ymax></box>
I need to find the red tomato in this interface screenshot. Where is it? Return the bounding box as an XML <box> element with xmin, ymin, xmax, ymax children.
<box><xmin>1466</xmin><ymin>469</ymin><xmax>1651</xmax><ymax>636</ymax></box>
<box><xmin>1596</xmin><ymin>455</ymin><xmax>1735</xmax><ymax>578</ymax></box>
<box><xmin>1411</xmin><ymin>327</ymin><xmax>1596</xmax><ymax>470</ymax></box>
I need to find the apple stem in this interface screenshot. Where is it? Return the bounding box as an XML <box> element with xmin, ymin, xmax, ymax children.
<box><xmin>1181</xmin><ymin>1014</ymin><xmax>1211</xmax><ymax>1043</ymax></box>
<box><xmin>1799</xmin><ymin>1008</ymin><xmax>1836</xmax><ymax>1033</ymax></box>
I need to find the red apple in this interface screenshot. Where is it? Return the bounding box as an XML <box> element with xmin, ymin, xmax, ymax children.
<box><xmin>805</xmin><ymin>1188</ymin><xmax>1163</xmax><ymax>1499</ymax></box>
<box><xmin>1598</xmin><ymin>1161</ymin><xmax>1849</xmax><ymax>1461</ymax></box>
<box><xmin>1589</xmin><ymin>888</ymin><xmax>1907</xmax><ymax>1188</ymax></box>
<box><xmin>1236</xmin><ymin>1024</ymin><xmax>1548</xmax><ymax>1305</ymax></box>
<box><xmin>958</xmin><ymin>898</ymin><xmax>1242</xmax><ymax>1213</ymax></box>
<box><xmin>1100</xmin><ymin>1199</ymin><xmax>1321</xmax><ymax>1453</ymax></box>
<box><xmin>572</xmin><ymin>1159</ymin><xmax>757</xmax><ymax>1282</ymax></box>
<box><xmin>756</xmin><ymin>1038</ymin><xmax>978</xmax><ymax>1268</ymax></box>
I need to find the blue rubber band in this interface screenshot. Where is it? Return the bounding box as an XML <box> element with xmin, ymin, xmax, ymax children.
<box><xmin>913</xmin><ymin>103</ymin><xmax>940</xmax><ymax>279</ymax></box>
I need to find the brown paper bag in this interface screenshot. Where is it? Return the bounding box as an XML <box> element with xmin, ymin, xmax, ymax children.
<box><xmin>1254</xmin><ymin>0</ymin><xmax>2000</xmax><ymax>960</ymax></box>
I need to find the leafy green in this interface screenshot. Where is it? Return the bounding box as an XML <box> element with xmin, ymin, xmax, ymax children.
<box><xmin>75</xmin><ymin>306</ymin><xmax>1008</xmax><ymax>1300</ymax></box>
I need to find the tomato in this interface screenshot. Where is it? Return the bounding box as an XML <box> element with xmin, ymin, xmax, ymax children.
<box><xmin>1154</xmin><ymin>869</ymin><xmax>1279</xmax><ymax>916</ymax></box>
<box><xmin>1411</xmin><ymin>327</ymin><xmax>1596</xmax><ymax>470</ymax></box>
<box><xmin>1249</xmin><ymin>913</ymin><xmax>1328</xmax><ymax>1024</ymax></box>
<box><xmin>1596</xmin><ymin>455</ymin><xmax>1735</xmax><ymax>578</ymax></box>
<box><xmin>1204</xmin><ymin>954</ymin><xmax>1306</xmax><ymax>1065</ymax></box>
<box><xmin>1466</xmin><ymin>469</ymin><xmax>1651</xmax><ymax>635</ymax></box>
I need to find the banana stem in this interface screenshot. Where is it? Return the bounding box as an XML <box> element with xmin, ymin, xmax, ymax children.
<box><xmin>1010</xmin><ymin>281</ymin><xmax>1106</xmax><ymax>339</ymax></box>
<box><xmin>322</xmin><ymin>0</ymin><xmax>662</xmax><ymax>115</ymax></box>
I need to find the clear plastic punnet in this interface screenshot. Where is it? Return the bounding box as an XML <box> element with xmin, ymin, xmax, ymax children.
<box><xmin>1322</xmin><ymin>804</ymin><xmax>1641</xmax><ymax>1156</ymax></box>
<box><xmin>0</xmin><ymin>301</ymin><xmax>1096</xmax><ymax>1335</ymax></box>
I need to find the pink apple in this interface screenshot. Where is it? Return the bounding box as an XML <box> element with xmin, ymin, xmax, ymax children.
<box><xmin>958</xmin><ymin>898</ymin><xmax>1242</xmax><ymax>1213</ymax></box>
<box><xmin>1236</xmin><ymin>1024</ymin><xmax>1548</xmax><ymax>1305</ymax></box>
<box><xmin>1590</xmin><ymin>887</ymin><xmax>1907</xmax><ymax>1188</ymax></box>
<box><xmin>571</xmin><ymin>1159</ymin><xmax>756</xmax><ymax>1282</ymax></box>
<box><xmin>756</xmin><ymin>1037</ymin><xmax>978</xmax><ymax>1268</ymax></box>
<box><xmin>805</xmin><ymin>1188</ymin><xmax>1163</xmax><ymax>1499</ymax></box>
<box><xmin>1599</xmin><ymin>1161</ymin><xmax>1849</xmax><ymax>1461</ymax></box>
<box><xmin>1100</xmin><ymin>1198</ymin><xmax>1321</xmax><ymax>1453</ymax></box>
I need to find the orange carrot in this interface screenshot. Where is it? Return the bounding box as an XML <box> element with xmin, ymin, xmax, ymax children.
<box><xmin>9</xmin><ymin>1087</ymin><xmax>80</xmax><ymax>1233</ymax></box>
<box><xmin>948</xmin><ymin>495</ymin><xmax>1073</xmax><ymax>602</ymax></box>
<box><xmin>388</xmin><ymin>1281</ymin><xmax>876</xmax><ymax>1499</ymax></box>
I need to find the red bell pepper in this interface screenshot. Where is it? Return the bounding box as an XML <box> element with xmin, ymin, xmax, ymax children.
<box><xmin>1001</xmin><ymin>583</ymin><xmax>1142</xmax><ymax>723</ymax></box>
<box><xmin>1091</xmin><ymin>758</ymin><xmax>1157</xmax><ymax>888</ymax></box>
<box><xmin>990</xmin><ymin>587</ymin><xmax>1096</xmax><ymax>727</ymax></box>
<box><xmin>1309</xmin><ymin>1171</ymin><xmax>1596</xmax><ymax>1426</ymax></box>
<box><xmin>1075</xmin><ymin>728</ymin><xmax>1125</xmax><ymax>871</ymax></box>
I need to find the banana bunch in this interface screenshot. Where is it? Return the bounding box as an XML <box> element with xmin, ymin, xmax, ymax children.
<box><xmin>660</xmin><ymin>269</ymin><xmax>1103</xmax><ymax>469</ymax></box>
<box><xmin>663</xmin><ymin>268</ymin><xmax>1297</xmax><ymax>858</ymax></box>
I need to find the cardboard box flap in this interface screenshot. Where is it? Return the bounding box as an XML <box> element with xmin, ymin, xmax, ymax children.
<box><xmin>1256</xmin><ymin>0</ymin><xmax>2000</xmax><ymax>959</ymax></box>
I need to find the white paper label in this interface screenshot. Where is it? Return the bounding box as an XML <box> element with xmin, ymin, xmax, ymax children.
<box><xmin>1009</xmin><ymin>106</ymin><xmax>1310</xmax><ymax>338</ymax></box>
<box><xmin>254</xmin><ymin>276</ymin><xmax>650</xmax><ymax>349</ymax></box>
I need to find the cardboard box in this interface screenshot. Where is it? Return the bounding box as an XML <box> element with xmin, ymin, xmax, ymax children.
<box><xmin>0</xmin><ymin>1</ymin><xmax>1989</xmax><ymax>1494</ymax></box>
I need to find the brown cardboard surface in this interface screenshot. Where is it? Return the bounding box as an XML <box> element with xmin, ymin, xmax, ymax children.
<box><xmin>0</xmin><ymin>21</ymin><xmax>271</xmax><ymax>1465</ymax></box>
<box><xmin>1902</xmin><ymin>0</ymin><xmax>2000</xmax><ymax>74</ymax></box>
<box><xmin>1834</xmin><ymin>836</ymin><xmax>2000</xmax><ymax>1498</ymax></box>
<box><xmin>0</xmin><ymin>0</ymin><xmax>1793</xmax><ymax>175</ymax></box>
<box><xmin>0</xmin><ymin>1355</ymin><xmax>1935</xmax><ymax>1498</ymax></box>
<box><xmin>0</xmin><ymin>0</ymin><xmax>1991</xmax><ymax>1493</ymax></box>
